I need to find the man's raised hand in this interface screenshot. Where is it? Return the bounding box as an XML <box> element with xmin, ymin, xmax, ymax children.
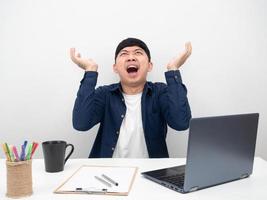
<box><xmin>167</xmin><ymin>42</ymin><xmax>192</xmax><ymax>71</ymax></box>
<box><xmin>70</xmin><ymin>48</ymin><xmax>98</xmax><ymax>72</ymax></box>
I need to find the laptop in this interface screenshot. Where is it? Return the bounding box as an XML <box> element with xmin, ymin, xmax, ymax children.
<box><xmin>142</xmin><ymin>113</ymin><xmax>259</xmax><ymax>193</ymax></box>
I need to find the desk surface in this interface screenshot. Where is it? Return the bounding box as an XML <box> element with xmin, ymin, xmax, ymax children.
<box><xmin>1</xmin><ymin>157</ymin><xmax>267</xmax><ymax>200</ymax></box>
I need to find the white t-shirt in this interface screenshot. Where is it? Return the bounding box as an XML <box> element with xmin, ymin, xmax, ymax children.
<box><xmin>112</xmin><ymin>92</ymin><xmax>149</xmax><ymax>158</ymax></box>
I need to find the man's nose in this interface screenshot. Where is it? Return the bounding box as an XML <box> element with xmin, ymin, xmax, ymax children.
<box><xmin>127</xmin><ymin>54</ymin><xmax>136</xmax><ymax>62</ymax></box>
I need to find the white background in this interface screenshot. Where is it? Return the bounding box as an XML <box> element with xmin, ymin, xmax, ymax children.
<box><xmin>0</xmin><ymin>0</ymin><xmax>266</xmax><ymax>160</ymax></box>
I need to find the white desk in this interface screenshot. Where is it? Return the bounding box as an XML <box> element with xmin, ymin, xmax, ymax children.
<box><xmin>1</xmin><ymin>157</ymin><xmax>267</xmax><ymax>199</ymax></box>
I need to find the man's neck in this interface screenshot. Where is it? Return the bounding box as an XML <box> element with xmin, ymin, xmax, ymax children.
<box><xmin>121</xmin><ymin>83</ymin><xmax>145</xmax><ymax>95</ymax></box>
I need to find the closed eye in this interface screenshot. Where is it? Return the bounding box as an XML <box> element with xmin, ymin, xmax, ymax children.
<box><xmin>135</xmin><ymin>51</ymin><xmax>143</xmax><ymax>55</ymax></box>
<box><xmin>119</xmin><ymin>52</ymin><xmax>128</xmax><ymax>57</ymax></box>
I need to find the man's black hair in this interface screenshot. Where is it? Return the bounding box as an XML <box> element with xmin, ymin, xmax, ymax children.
<box><xmin>115</xmin><ymin>38</ymin><xmax>151</xmax><ymax>61</ymax></box>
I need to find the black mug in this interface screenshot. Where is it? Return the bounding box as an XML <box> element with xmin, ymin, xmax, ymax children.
<box><xmin>42</xmin><ymin>141</ymin><xmax>74</xmax><ymax>172</ymax></box>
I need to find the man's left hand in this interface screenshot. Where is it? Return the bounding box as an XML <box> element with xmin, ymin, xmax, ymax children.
<box><xmin>167</xmin><ymin>42</ymin><xmax>192</xmax><ymax>71</ymax></box>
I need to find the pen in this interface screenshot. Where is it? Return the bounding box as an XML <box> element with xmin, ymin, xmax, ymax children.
<box><xmin>102</xmin><ymin>174</ymin><xmax>119</xmax><ymax>186</ymax></box>
<box><xmin>94</xmin><ymin>176</ymin><xmax>112</xmax><ymax>187</ymax></box>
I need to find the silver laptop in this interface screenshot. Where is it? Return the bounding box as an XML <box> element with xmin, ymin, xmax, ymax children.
<box><xmin>142</xmin><ymin>113</ymin><xmax>259</xmax><ymax>193</ymax></box>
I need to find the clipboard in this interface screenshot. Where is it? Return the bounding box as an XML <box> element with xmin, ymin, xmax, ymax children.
<box><xmin>54</xmin><ymin>165</ymin><xmax>138</xmax><ymax>196</ymax></box>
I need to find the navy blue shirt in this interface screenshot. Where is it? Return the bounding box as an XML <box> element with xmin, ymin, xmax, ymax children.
<box><xmin>73</xmin><ymin>70</ymin><xmax>191</xmax><ymax>158</ymax></box>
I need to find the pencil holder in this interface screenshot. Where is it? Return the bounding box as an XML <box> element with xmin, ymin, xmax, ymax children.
<box><xmin>6</xmin><ymin>160</ymin><xmax>33</xmax><ymax>198</ymax></box>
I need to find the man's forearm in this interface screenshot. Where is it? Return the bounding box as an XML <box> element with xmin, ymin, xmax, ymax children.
<box><xmin>72</xmin><ymin>72</ymin><xmax>102</xmax><ymax>131</ymax></box>
<box><xmin>162</xmin><ymin>70</ymin><xmax>191</xmax><ymax>130</ymax></box>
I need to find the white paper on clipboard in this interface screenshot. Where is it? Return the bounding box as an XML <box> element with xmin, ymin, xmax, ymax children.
<box><xmin>54</xmin><ymin>165</ymin><xmax>138</xmax><ymax>196</ymax></box>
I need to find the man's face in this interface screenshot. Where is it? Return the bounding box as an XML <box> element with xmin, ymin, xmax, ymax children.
<box><xmin>113</xmin><ymin>46</ymin><xmax>153</xmax><ymax>87</ymax></box>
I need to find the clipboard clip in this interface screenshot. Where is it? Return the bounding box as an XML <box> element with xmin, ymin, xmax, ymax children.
<box><xmin>75</xmin><ymin>187</ymin><xmax>108</xmax><ymax>194</ymax></box>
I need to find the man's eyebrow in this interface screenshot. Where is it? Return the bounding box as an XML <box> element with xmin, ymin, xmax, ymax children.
<box><xmin>119</xmin><ymin>49</ymin><xmax>129</xmax><ymax>53</ymax></box>
<box><xmin>134</xmin><ymin>48</ymin><xmax>144</xmax><ymax>52</ymax></box>
<box><xmin>119</xmin><ymin>48</ymin><xmax>144</xmax><ymax>53</ymax></box>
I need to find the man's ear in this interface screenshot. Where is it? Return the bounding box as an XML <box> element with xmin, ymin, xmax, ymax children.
<box><xmin>148</xmin><ymin>62</ymin><xmax>153</xmax><ymax>72</ymax></box>
<box><xmin>113</xmin><ymin>63</ymin><xmax>118</xmax><ymax>73</ymax></box>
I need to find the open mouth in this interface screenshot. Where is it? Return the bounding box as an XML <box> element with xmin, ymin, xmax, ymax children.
<box><xmin>126</xmin><ymin>65</ymin><xmax>139</xmax><ymax>74</ymax></box>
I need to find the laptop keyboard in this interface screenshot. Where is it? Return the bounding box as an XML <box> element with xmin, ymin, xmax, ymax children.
<box><xmin>161</xmin><ymin>173</ymin><xmax>185</xmax><ymax>187</ymax></box>
<box><xmin>142</xmin><ymin>165</ymin><xmax>186</xmax><ymax>190</ymax></box>
<box><xmin>146</xmin><ymin>165</ymin><xmax>185</xmax><ymax>188</ymax></box>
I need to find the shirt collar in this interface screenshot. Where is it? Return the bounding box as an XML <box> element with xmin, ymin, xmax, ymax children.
<box><xmin>108</xmin><ymin>82</ymin><xmax>152</xmax><ymax>96</ymax></box>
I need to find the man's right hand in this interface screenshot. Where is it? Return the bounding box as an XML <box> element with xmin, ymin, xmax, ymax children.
<box><xmin>70</xmin><ymin>48</ymin><xmax>98</xmax><ymax>72</ymax></box>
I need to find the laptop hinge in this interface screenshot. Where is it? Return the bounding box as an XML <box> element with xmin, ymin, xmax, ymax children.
<box><xmin>189</xmin><ymin>186</ymin><xmax>199</xmax><ymax>192</ymax></box>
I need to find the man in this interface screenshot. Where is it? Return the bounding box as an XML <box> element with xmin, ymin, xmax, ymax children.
<box><xmin>70</xmin><ymin>38</ymin><xmax>192</xmax><ymax>158</ymax></box>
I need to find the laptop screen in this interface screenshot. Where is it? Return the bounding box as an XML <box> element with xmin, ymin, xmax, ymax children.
<box><xmin>184</xmin><ymin>113</ymin><xmax>259</xmax><ymax>192</ymax></box>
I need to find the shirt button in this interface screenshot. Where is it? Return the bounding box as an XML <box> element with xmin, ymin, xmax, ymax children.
<box><xmin>121</xmin><ymin>114</ymin><xmax>124</xmax><ymax>118</ymax></box>
<box><xmin>122</xmin><ymin>98</ymin><xmax>124</xmax><ymax>102</ymax></box>
<box><xmin>175</xmin><ymin>75</ymin><xmax>178</xmax><ymax>79</ymax></box>
<box><xmin>112</xmin><ymin>147</ymin><xmax>115</xmax><ymax>151</ymax></box>
<box><xmin>116</xmin><ymin>131</ymin><xmax>119</xmax><ymax>135</ymax></box>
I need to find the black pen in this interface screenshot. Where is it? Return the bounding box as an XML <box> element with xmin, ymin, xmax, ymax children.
<box><xmin>94</xmin><ymin>176</ymin><xmax>112</xmax><ymax>187</ymax></box>
<box><xmin>102</xmin><ymin>174</ymin><xmax>119</xmax><ymax>186</ymax></box>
